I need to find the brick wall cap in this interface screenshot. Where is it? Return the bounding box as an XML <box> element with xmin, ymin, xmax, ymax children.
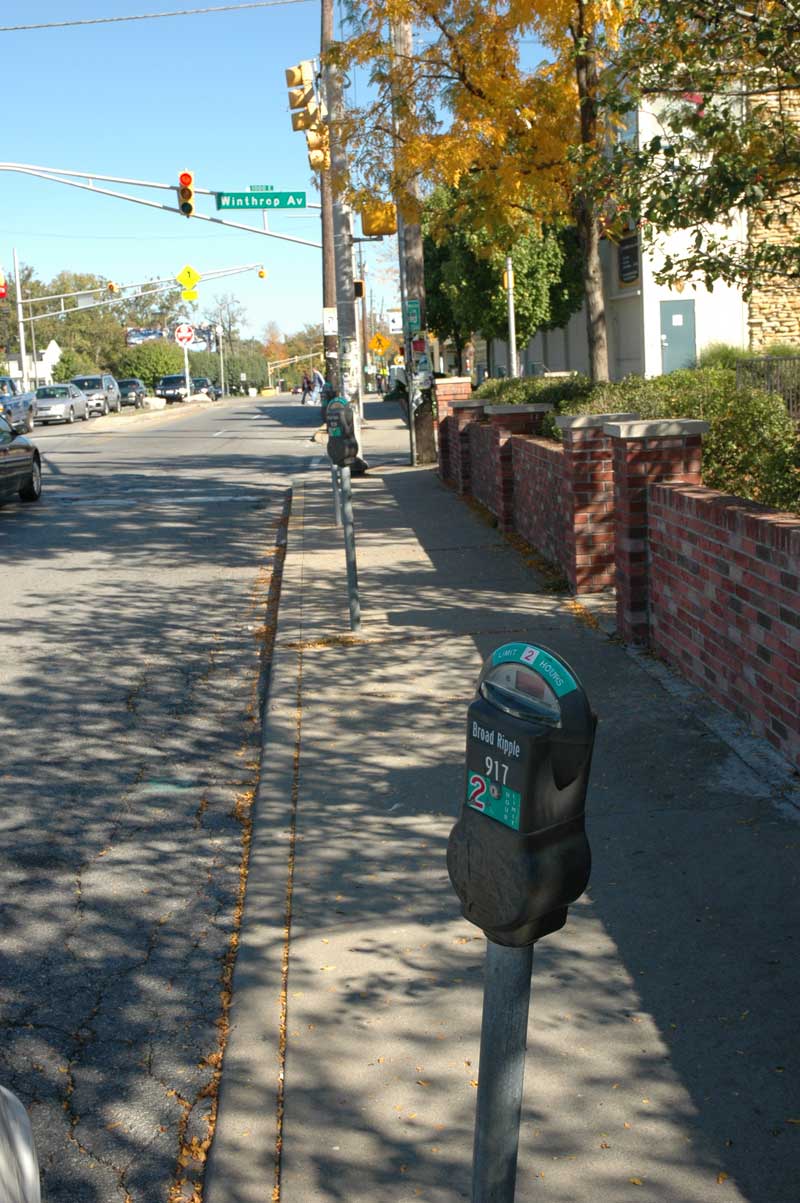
<box><xmin>485</xmin><ymin>403</ymin><xmax>554</xmax><ymax>415</ymax></box>
<box><xmin>556</xmin><ymin>412</ymin><xmax>638</xmax><ymax>430</ymax></box>
<box><xmin>450</xmin><ymin>398</ymin><xmax>485</xmax><ymax>409</ymax></box>
<box><xmin>603</xmin><ymin>418</ymin><xmax>710</xmax><ymax>438</ymax></box>
<box><xmin>434</xmin><ymin>376</ymin><xmax>473</xmax><ymax>386</ymax></box>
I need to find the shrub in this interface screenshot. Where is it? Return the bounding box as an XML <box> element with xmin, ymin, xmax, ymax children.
<box><xmin>564</xmin><ymin>367</ymin><xmax>800</xmax><ymax>511</ymax></box>
<box><xmin>697</xmin><ymin>342</ymin><xmax>754</xmax><ymax>369</ymax></box>
<box><xmin>759</xmin><ymin>342</ymin><xmax>800</xmax><ymax>359</ymax></box>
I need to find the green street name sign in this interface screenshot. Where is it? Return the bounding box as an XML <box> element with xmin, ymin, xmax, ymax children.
<box><xmin>216</xmin><ymin>192</ymin><xmax>306</xmax><ymax>210</ymax></box>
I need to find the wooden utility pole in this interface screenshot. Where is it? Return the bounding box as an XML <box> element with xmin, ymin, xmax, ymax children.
<box><xmin>392</xmin><ymin>20</ymin><xmax>435</xmax><ymax>464</ymax></box>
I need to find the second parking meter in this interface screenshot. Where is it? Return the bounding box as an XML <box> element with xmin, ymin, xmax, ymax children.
<box><xmin>326</xmin><ymin>398</ymin><xmax>358</xmax><ymax>468</ymax></box>
<box><xmin>447</xmin><ymin>642</ymin><xmax>596</xmax><ymax>947</ymax></box>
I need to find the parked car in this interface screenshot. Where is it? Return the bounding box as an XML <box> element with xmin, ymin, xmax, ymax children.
<box><xmin>191</xmin><ymin>377</ymin><xmax>217</xmax><ymax>399</ymax></box>
<box><xmin>155</xmin><ymin>374</ymin><xmax>189</xmax><ymax>403</ymax></box>
<box><xmin>34</xmin><ymin>383</ymin><xmax>90</xmax><ymax>424</ymax></box>
<box><xmin>117</xmin><ymin>377</ymin><xmax>146</xmax><ymax>408</ymax></box>
<box><xmin>0</xmin><ymin>414</ymin><xmax>42</xmax><ymax>504</ymax></box>
<box><xmin>0</xmin><ymin>376</ymin><xmax>36</xmax><ymax>433</ymax></box>
<box><xmin>71</xmin><ymin>374</ymin><xmax>122</xmax><ymax>416</ymax></box>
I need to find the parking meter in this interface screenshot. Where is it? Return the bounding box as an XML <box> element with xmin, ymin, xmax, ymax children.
<box><xmin>326</xmin><ymin>398</ymin><xmax>359</xmax><ymax>468</ymax></box>
<box><xmin>447</xmin><ymin>642</ymin><xmax>596</xmax><ymax>947</ymax></box>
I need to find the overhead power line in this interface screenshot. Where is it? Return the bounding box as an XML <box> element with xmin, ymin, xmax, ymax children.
<box><xmin>0</xmin><ymin>0</ymin><xmax>310</xmax><ymax>34</ymax></box>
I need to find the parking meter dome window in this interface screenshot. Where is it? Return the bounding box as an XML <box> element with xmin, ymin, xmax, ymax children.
<box><xmin>480</xmin><ymin>663</ymin><xmax>561</xmax><ymax>726</ymax></box>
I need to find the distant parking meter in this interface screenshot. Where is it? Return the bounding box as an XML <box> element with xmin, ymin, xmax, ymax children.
<box><xmin>447</xmin><ymin>642</ymin><xmax>596</xmax><ymax>947</ymax></box>
<box><xmin>326</xmin><ymin>398</ymin><xmax>358</xmax><ymax>468</ymax></box>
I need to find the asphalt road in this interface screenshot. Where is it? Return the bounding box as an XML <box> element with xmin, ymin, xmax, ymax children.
<box><xmin>0</xmin><ymin>395</ymin><xmax>322</xmax><ymax>1202</ymax></box>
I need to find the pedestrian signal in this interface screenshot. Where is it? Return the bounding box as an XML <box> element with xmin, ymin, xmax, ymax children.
<box><xmin>178</xmin><ymin>170</ymin><xmax>195</xmax><ymax>217</ymax></box>
<box><xmin>361</xmin><ymin>202</ymin><xmax>397</xmax><ymax>237</ymax></box>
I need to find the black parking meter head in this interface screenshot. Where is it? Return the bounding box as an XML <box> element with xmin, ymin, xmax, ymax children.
<box><xmin>447</xmin><ymin>643</ymin><xmax>596</xmax><ymax>947</ymax></box>
<box><xmin>326</xmin><ymin>398</ymin><xmax>358</xmax><ymax>467</ymax></box>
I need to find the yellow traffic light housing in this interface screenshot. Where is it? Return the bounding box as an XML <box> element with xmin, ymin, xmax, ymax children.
<box><xmin>178</xmin><ymin>170</ymin><xmax>195</xmax><ymax>217</ymax></box>
<box><xmin>107</xmin><ymin>281</ymin><xmax>120</xmax><ymax>294</ymax></box>
<box><xmin>306</xmin><ymin>126</ymin><xmax>331</xmax><ymax>172</ymax></box>
<box><xmin>361</xmin><ymin>201</ymin><xmax>397</xmax><ymax>237</ymax></box>
<box><xmin>292</xmin><ymin>99</ymin><xmax>326</xmax><ymax>132</ymax></box>
<box><xmin>286</xmin><ymin>61</ymin><xmax>314</xmax><ymax>113</ymax></box>
<box><xmin>258</xmin><ymin>269</ymin><xmax>267</xmax><ymax>279</ymax></box>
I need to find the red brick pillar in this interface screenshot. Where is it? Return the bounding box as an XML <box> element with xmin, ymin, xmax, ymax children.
<box><xmin>450</xmin><ymin>399</ymin><xmax>485</xmax><ymax>494</ymax></box>
<box><xmin>556</xmin><ymin>413</ymin><xmax>638</xmax><ymax>594</ymax></box>
<box><xmin>484</xmin><ymin>403</ymin><xmax>553</xmax><ymax>530</ymax></box>
<box><xmin>433</xmin><ymin>376</ymin><xmax>474</xmax><ymax>483</ymax></box>
<box><xmin>606</xmin><ymin>419</ymin><xmax>708</xmax><ymax>642</ymax></box>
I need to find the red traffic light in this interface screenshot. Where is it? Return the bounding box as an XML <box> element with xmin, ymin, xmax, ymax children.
<box><xmin>178</xmin><ymin>170</ymin><xmax>195</xmax><ymax>217</ymax></box>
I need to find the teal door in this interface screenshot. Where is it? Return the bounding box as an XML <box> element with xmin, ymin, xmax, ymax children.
<box><xmin>660</xmin><ymin>300</ymin><xmax>696</xmax><ymax>373</ymax></box>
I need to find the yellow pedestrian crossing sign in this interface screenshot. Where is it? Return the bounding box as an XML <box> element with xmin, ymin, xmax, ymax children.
<box><xmin>176</xmin><ymin>264</ymin><xmax>201</xmax><ymax>290</ymax></box>
<box><xmin>369</xmin><ymin>331</ymin><xmax>391</xmax><ymax>356</ymax></box>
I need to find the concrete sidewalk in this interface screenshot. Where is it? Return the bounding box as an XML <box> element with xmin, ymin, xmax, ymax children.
<box><xmin>206</xmin><ymin>400</ymin><xmax>799</xmax><ymax>1203</ymax></box>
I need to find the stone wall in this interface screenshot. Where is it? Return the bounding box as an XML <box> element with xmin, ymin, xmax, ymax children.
<box><xmin>747</xmin><ymin>90</ymin><xmax>800</xmax><ymax>350</ymax></box>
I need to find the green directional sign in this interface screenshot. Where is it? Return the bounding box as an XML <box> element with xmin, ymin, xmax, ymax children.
<box><xmin>406</xmin><ymin>298</ymin><xmax>421</xmax><ymax>333</ymax></box>
<box><xmin>216</xmin><ymin>192</ymin><xmax>306</xmax><ymax>210</ymax></box>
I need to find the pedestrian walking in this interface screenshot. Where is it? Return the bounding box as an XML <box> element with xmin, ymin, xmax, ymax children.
<box><xmin>300</xmin><ymin>372</ymin><xmax>312</xmax><ymax>406</ymax></box>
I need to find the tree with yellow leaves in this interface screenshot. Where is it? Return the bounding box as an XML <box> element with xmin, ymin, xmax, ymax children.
<box><xmin>335</xmin><ymin>1</ymin><xmax>633</xmax><ymax>381</ymax></box>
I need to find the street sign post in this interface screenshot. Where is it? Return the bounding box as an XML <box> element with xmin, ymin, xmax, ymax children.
<box><xmin>215</xmin><ymin>192</ymin><xmax>306</xmax><ymax>210</ymax></box>
<box><xmin>175</xmin><ymin>324</ymin><xmax>194</xmax><ymax>398</ymax></box>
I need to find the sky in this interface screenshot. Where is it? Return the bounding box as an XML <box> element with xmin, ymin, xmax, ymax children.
<box><xmin>0</xmin><ymin>0</ymin><xmax>393</xmax><ymax>341</ymax></box>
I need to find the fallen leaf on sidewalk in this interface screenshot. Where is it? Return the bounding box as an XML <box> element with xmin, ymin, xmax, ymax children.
<box><xmin>600</xmin><ymin>1142</ymin><xmax>610</xmax><ymax>1149</ymax></box>
<box><xmin>629</xmin><ymin>1178</ymin><xmax>643</xmax><ymax>1186</ymax></box>
<box><xmin>717</xmin><ymin>1172</ymin><xmax>729</xmax><ymax>1184</ymax></box>
<box><xmin>416</xmin><ymin>1080</ymin><xmax>430</xmax><ymax>1087</ymax></box>
<box><xmin>470</xmin><ymin>1080</ymin><xmax>478</xmax><ymax>1088</ymax></box>
<box><xmin>320</xmin><ymin>965</ymin><xmax>336</xmax><ymax>971</ymax></box>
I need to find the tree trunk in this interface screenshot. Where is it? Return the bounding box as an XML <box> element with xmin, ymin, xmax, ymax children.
<box><xmin>572</xmin><ymin>3</ymin><xmax>610</xmax><ymax>382</ymax></box>
<box><xmin>575</xmin><ymin>196</ymin><xmax>609</xmax><ymax>382</ymax></box>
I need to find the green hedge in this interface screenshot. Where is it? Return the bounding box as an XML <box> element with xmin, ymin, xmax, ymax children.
<box><xmin>474</xmin><ymin>368</ymin><xmax>800</xmax><ymax>511</ymax></box>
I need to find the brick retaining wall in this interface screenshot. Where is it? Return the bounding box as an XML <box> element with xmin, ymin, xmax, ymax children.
<box><xmin>649</xmin><ymin>483</ymin><xmax>800</xmax><ymax>770</ymax></box>
<box><xmin>511</xmin><ymin>436</ymin><xmax>570</xmax><ymax>578</ymax></box>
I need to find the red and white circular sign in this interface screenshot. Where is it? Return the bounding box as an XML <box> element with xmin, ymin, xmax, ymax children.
<box><xmin>175</xmin><ymin>323</ymin><xmax>194</xmax><ymax>346</ymax></box>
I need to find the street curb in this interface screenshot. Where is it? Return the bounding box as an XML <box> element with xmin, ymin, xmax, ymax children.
<box><xmin>204</xmin><ymin>478</ymin><xmax>308</xmax><ymax>1203</ymax></box>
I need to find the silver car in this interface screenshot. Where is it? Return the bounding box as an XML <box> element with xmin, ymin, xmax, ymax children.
<box><xmin>70</xmin><ymin>374</ymin><xmax>122</xmax><ymax>416</ymax></box>
<box><xmin>34</xmin><ymin>383</ymin><xmax>90</xmax><ymax>424</ymax></box>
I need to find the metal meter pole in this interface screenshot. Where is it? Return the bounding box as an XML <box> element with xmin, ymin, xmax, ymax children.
<box><xmin>216</xmin><ymin>324</ymin><xmax>226</xmax><ymax>397</ymax></box>
<box><xmin>471</xmin><ymin>941</ymin><xmax>534</xmax><ymax>1202</ymax></box>
<box><xmin>331</xmin><ymin>466</ymin><xmax>343</xmax><ymax>527</ymax></box>
<box><xmin>183</xmin><ymin>344</ymin><xmax>191</xmax><ymax>398</ymax></box>
<box><xmin>13</xmin><ymin>248</ymin><xmax>28</xmax><ymax>391</ymax></box>
<box><xmin>339</xmin><ymin>466</ymin><xmax>361</xmax><ymax>632</ymax></box>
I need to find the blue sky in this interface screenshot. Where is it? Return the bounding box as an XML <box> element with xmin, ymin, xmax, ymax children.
<box><xmin>0</xmin><ymin>0</ymin><xmax>385</xmax><ymax>340</ymax></box>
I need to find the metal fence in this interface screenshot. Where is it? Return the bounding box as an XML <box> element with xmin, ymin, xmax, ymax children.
<box><xmin>736</xmin><ymin>356</ymin><xmax>800</xmax><ymax>422</ymax></box>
